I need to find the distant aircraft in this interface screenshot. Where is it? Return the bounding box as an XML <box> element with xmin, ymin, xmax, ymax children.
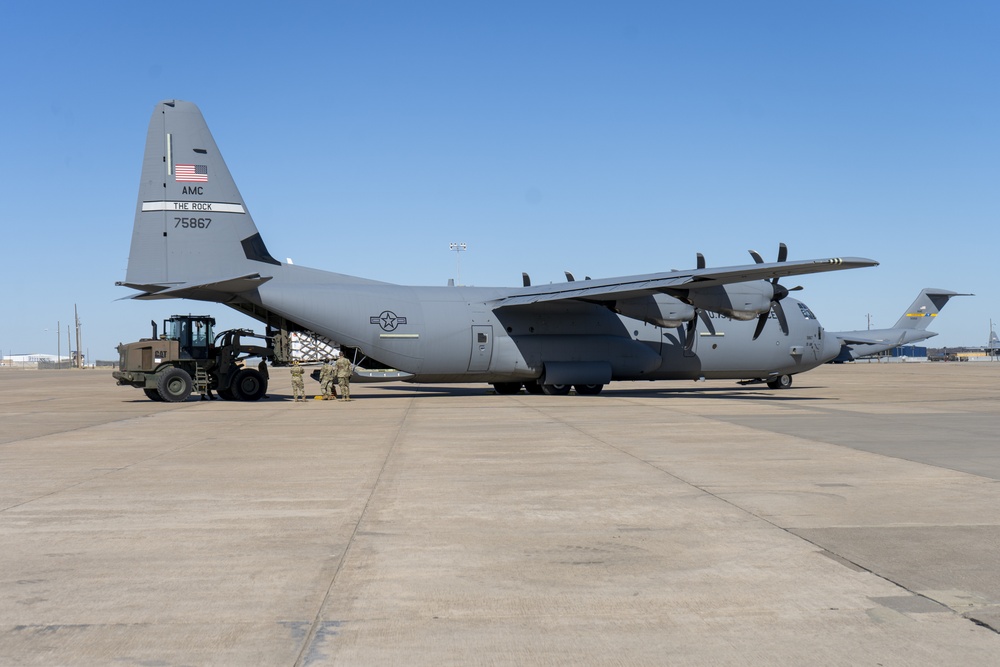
<box><xmin>987</xmin><ymin>325</ymin><xmax>999</xmax><ymax>353</ymax></box>
<box><xmin>828</xmin><ymin>289</ymin><xmax>970</xmax><ymax>362</ymax></box>
<box><xmin>117</xmin><ymin>100</ymin><xmax>878</xmax><ymax>395</ymax></box>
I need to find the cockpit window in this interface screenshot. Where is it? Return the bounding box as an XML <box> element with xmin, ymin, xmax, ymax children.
<box><xmin>798</xmin><ymin>302</ymin><xmax>817</xmax><ymax>320</ymax></box>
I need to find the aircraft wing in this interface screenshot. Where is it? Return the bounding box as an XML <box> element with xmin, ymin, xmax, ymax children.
<box><xmin>489</xmin><ymin>256</ymin><xmax>878</xmax><ymax>308</ymax></box>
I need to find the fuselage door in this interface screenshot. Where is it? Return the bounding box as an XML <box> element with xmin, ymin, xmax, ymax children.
<box><xmin>468</xmin><ymin>325</ymin><xmax>494</xmax><ymax>371</ymax></box>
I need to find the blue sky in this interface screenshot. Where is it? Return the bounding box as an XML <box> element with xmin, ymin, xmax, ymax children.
<box><xmin>2</xmin><ymin>1</ymin><xmax>997</xmax><ymax>359</ymax></box>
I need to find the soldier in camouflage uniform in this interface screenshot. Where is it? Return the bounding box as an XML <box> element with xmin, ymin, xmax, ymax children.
<box><xmin>290</xmin><ymin>360</ymin><xmax>305</xmax><ymax>402</ymax></box>
<box><xmin>319</xmin><ymin>359</ymin><xmax>336</xmax><ymax>400</ymax></box>
<box><xmin>335</xmin><ymin>353</ymin><xmax>352</xmax><ymax>401</ymax></box>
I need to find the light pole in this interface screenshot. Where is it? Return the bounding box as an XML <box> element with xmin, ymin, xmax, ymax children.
<box><xmin>449</xmin><ymin>242</ymin><xmax>467</xmax><ymax>285</ymax></box>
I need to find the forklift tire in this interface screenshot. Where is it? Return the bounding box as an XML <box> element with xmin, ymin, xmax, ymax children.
<box><xmin>156</xmin><ymin>367</ymin><xmax>193</xmax><ymax>402</ymax></box>
<box><xmin>232</xmin><ymin>368</ymin><xmax>267</xmax><ymax>401</ymax></box>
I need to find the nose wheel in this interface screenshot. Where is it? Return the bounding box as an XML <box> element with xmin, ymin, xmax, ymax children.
<box><xmin>766</xmin><ymin>374</ymin><xmax>793</xmax><ymax>389</ymax></box>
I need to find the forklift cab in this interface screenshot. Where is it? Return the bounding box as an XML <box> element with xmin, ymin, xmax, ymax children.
<box><xmin>164</xmin><ymin>316</ymin><xmax>215</xmax><ymax>360</ymax></box>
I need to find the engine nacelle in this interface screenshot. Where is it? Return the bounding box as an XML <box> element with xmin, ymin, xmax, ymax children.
<box><xmin>687</xmin><ymin>282</ymin><xmax>774</xmax><ymax>320</ymax></box>
<box><xmin>614</xmin><ymin>294</ymin><xmax>696</xmax><ymax>328</ymax></box>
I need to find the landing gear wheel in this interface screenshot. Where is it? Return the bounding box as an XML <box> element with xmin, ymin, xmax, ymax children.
<box><xmin>767</xmin><ymin>374</ymin><xmax>793</xmax><ymax>389</ymax></box>
<box><xmin>574</xmin><ymin>383</ymin><xmax>604</xmax><ymax>396</ymax></box>
<box><xmin>524</xmin><ymin>381</ymin><xmax>545</xmax><ymax>395</ymax></box>
<box><xmin>144</xmin><ymin>388</ymin><xmax>165</xmax><ymax>402</ymax></box>
<box><xmin>232</xmin><ymin>368</ymin><xmax>267</xmax><ymax>401</ymax></box>
<box><xmin>540</xmin><ymin>383</ymin><xmax>571</xmax><ymax>396</ymax></box>
<box><xmin>156</xmin><ymin>367</ymin><xmax>193</xmax><ymax>402</ymax></box>
<box><xmin>493</xmin><ymin>382</ymin><xmax>523</xmax><ymax>395</ymax></box>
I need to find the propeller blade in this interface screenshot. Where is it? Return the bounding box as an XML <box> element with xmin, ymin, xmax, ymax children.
<box><xmin>749</xmin><ymin>244</ymin><xmax>793</xmax><ymax>340</ymax></box>
<box><xmin>773</xmin><ymin>300</ymin><xmax>789</xmax><ymax>335</ymax></box>
<box><xmin>522</xmin><ymin>272</ymin><xmax>531</xmax><ymax>287</ymax></box>
<box><xmin>684</xmin><ymin>314</ymin><xmax>698</xmax><ymax>352</ymax></box>
<box><xmin>696</xmin><ymin>253</ymin><xmax>705</xmax><ymax>270</ymax></box>
<box><xmin>752</xmin><ymin>311</ymin><xmax>769</xmax><ymax>340</ymax></box>
<box><xmin>699</xmin><ymin>309</ymin><xmax>716</xmax><ymax>336</ymax></box>
<box><xmin>565</xmin><ymin>271</ymin><xmax>575</xmax><ymax>282</ymax></box>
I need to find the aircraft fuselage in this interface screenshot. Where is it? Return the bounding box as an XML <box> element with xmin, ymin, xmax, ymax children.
<box><xmin>251</xmin><ymin>265</ymin><xmax>838</xmax><ymax>384</ymax></box>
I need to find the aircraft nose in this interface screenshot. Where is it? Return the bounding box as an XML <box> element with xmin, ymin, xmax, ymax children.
<box><xmin>820</xmin><ymin>329</ymin><xmax>843</xmax><ymax>362</ymax></box>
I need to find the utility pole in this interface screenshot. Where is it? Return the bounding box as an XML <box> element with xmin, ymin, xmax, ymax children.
<box><xmin>57</xmin><ymin>321</ymin><xmax>61</xmax><ymax>368</ymax></box>
<box><xmin>74</xmin><ymin>304</ymin><xmax>83</xmax><ymax>368</ymax></box>
<box><xmin>449</xmin><ymin>242</ymin><xmax>467</xmax><ymax>286</ymax></box>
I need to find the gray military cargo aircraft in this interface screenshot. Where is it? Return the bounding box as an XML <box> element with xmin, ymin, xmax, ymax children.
<box><xmin>118</xmin><ymin>100</ymin><xmax>879</xmax><ymax>395</ymax></box>
<box><xmin>828</xmin><ymin>288</ymin><xmax>970</xmax><ymax>362</ymax></box>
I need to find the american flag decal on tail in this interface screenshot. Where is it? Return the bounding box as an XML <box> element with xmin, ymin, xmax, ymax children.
<box><xmin>175</xmin><ymin>164</ymin><xmax>208</xmax><ymax>182</ymax></box>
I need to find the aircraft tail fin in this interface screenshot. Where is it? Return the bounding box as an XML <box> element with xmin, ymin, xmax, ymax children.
<box><xmin>891</xmin><ymin>288</ymin><xmax>970</xmax><ymax>331</ymax></box>
<box><xmin>121</xmin><ymin>100</ymin><xmax>280</xmax><ymax>294</ymax></box>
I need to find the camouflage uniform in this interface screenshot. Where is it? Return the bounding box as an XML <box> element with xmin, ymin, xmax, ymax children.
<box><xmin>290</xmin><ymin>362</ymin><xmax>305</xmax><ymax>402</ymax></box>
<box><xmin>319</xmin><ymin>360</ymin><xmax>336</xmax><ymax>400</ymax></box>
<box><xmin>335</xmin><ymin>355</ymin><xmax>352</xmax><ymax>401</ymax></box>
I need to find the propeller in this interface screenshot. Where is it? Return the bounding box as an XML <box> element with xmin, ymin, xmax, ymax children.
<box><xmin>748</xmin><ymin>243</ymin><xmax>803</xmax><ymax>340</ymax></box>
<box><xmin>686</xmin><ymin>252</ymin><xmax>709</xmax><ymax>351</ymax></box>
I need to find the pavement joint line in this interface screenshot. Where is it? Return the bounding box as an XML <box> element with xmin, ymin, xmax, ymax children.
<box><xmin>790</xmin><ymin>527</ymin><xmax>1000</xmax><ymax>636</ymax></box>
<box><xmin>0</xmin><ymin>402</ymin><xmax>192</xmax><ymax>447</ymax></box>
<box><xmin>0</xmin><ymin>436</ymin><xmax>205</xmax><ymax>513</ymax></box>
<box><xmin>967</xmin><ymin>615</ymin><xmax>1000</xmax><ymax>634</ymax></box>
<box><xmin>292</xmin><ymin>394</ymin><xmax>415</xmax><ymax>667</ymax></box>
<box><xmin>525</xmin><ymin>395</ymin><xmax>1000</xmax><ymax>635</ymax></box>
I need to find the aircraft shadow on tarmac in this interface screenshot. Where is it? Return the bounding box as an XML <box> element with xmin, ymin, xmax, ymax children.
<box><xmin>374</xmin><ymin>384</ymin><xmax>835</xmax><ymax>401</ymax></box>
<box><xmin>119</xmin><ymin>385</ymin><xmax>835</xmax><ymax>402</ymax></box>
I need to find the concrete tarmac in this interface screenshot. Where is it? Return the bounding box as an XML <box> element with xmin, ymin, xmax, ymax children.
<box><xmin>2</xmin><ymin>363</ymin><xmax>1000</xmax><ymax>665</ymax></box>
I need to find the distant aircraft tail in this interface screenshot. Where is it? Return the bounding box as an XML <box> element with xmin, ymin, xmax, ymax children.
<box><xmin>891</xmin><ymin>289</ymin><xmax>968</xmax><ymax>331</ymax></box>
<box><xmin>829</xmin><ymin>287</ymin><xmax>970</xmax><ymax>361</ymax></box>
<box><xmin>119</xmin><ymin>100</ymin><xmax>280</xmax><ymax>299</ymax></box>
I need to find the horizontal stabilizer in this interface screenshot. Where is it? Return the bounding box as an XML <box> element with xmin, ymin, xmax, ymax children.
<box><xmin>116</xmin><ymin>273</ymin><xmax>272</xmax><ymax>301</ymax></box>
